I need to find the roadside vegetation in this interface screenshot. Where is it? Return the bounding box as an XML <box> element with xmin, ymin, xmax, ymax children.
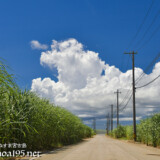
<box><xmin>0</xmin><ymin>61</ymin><xmax>94</xmax><ymax>152</ymax></box>
<box><xmin>109</xmin><ymin>113</ymin><xmax>160</xmax><ymax>147</ymax></box>
<box><xmin>96</xmin><ymin>129</ymin><xmax>106</xmax><ymax>134</ymax></box>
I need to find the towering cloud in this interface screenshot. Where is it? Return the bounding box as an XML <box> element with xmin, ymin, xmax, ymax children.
<box><xmin>31</xmin><ymin>38</ymin><xmax>160</xmax><ymax>121</ymax></box>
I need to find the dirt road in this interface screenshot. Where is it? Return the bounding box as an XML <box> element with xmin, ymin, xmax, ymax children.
<box><xmin>36</xmin><ymin>135</ymin><xmax>160</xmax><ymax>160</ymax></box>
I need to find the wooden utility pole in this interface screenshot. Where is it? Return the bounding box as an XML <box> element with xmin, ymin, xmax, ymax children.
<box><xmin>93</xmin><ymin>117</ymin><xmax>96</xmax><ymax>133</ymax></box>
<box><xmin>124</xmin><ymin>51</ymin><xmax>137</xmax><ymax>141</ymax></box>
<box><xmin>108</xmin><ymin>113</ymin><xmax>110</xmax><ymax>133</ymax></box>
<box><xmin>111</xmin><ymin>105</ymin><xmax>113</xmax><ymax>132</ymax></box>
<box><xmin>114</xmin><ymin>89</ymin><xmax>121</xmax><ymax>127</ymax></box>
<box><xmin>106</xmin><ymin>113</ymin><xmax>109</xmax><ymax>135</ymax></box>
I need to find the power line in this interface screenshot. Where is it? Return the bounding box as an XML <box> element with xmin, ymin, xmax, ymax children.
<box><xmin>126</xmin><ymin>0</ymin><xmax>155</xmax><ymax>50</ymax></box>
<box><xmin>121</xmin><ymin>0</ymin><xmax>155</xmax><ymax>74</ymax></box>
<box><xmin>120</xmin><ymin>93</ymin><xmax>133</xmax><ymax>112</ymax></box>
<box><xmin>137</xmin><ymin>23</ymin><xmax>160</xmax><ymax>50</ymax></box>
<box><xmin>134</xmin><ymin>10</ymin><xmax>160</xmax><ymax>50</ymax></box>
<box><xmin>122</xmin><ymin>106</ymin><xmax>160</xmax><ymax>108</ymax></box>
<box><xmin>136</xmin><ymin>74</ymin><xmax>160</xmax><ymax>89</ymax></box>
<box><xmin>119</xmin><ymin>87</ymin><xmax>132</xmax><ymax>107</ymax></box>
<box><xmin>135</xmin><ymin>52</ymin><xmax>160</xmax><ymax>84</ymax></box>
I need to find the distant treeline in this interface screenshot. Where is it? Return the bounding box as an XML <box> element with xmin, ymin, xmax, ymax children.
<box><xmin>109</xmin><ymin>113</ymin><xmax>160</xmax><ymax>147</ymax></box>
<box><xmin>0</xmin><ymin>61</ymin><xmax>94</xmax><ymax>151</ymax></box>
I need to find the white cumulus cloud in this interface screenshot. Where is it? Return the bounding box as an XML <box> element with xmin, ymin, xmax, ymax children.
<box><xmin>30</xmin><ymin>40</ymin><xmax>48</xmax><ymax>50</ymax></box>
<box><xmin>31</xmin><ymin>38</ymin><xmax>160</xmax><ymax>122</ymax></box>
<box><xmin>40</xmin><ymin>38</ymin><xmax>105</xmax><ymax>89</ymax></box>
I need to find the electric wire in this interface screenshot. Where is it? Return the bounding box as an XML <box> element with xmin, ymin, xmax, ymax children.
<box><xmin>119</xmin><ymin>93</ymin><xmax>133</xmax><ymax>112</ymax></box>
<box><xmin>136</xmin><ymin>74</ymin><xmax>160</xmax><ymax>89</ymax></box>
<box><xmin>121</xmin><ymin>0</ymin><xmax>155</xmax><ymax>74</ymax></box>
<box><xmin>120</xmin><ymin>53</ymin><xmax>160</xmax><ymax>112</ymax></box>
<box><xmin>137</xmin><ymin>23</ymin><xmax>160</xmax><ymax>50</ymax></box>
<box><xmin>126</xmin><ymin>0</ymin><xmax>155</xmax><ymax>50</ymax></box>
<box><xmin>135</xmin><ymin>52</ymin><xmax>160</xmax><ymax>84</ymax></box>
<box><xmin>119</xmin><ymin>86</ymin><xmax>132</xmax><ymax>106</ymax></box>
<box><xmin>134</xmin><ymin>10</ymin><xmax>160</xmax><ymax>50</ymax></box>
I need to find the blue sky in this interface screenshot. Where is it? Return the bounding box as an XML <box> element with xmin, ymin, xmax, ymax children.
<box><xmin>1</xmin><ymin>0</ymin><xmax>160</xmax><ymax>129</ymax></box>
<box><xmin>1</xmin><ymin>0</ymin><xmax>160</xmax><ymax>88</ymax></box>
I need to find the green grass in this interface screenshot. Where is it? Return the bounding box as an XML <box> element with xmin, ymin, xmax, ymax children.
<box><xmin>0</xmin><ymin>61</ymin><xmax>94</xmax><ymax>151</ymax></box>
<box><xmin>109</xmin><ymin>114</ymin><xmax>160</xmax><ymax>147</ymax></box>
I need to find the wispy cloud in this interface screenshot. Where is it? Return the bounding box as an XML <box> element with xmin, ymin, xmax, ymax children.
<box><xmin>30</xmin><ymin>40</ymin><xmax>48</xmax><ymax>50</ymax></box>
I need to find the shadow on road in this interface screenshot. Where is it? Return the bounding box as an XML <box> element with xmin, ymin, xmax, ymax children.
<box><xmin>147</xmin><ymin>154</ymin><xmax>160</xmax><ymax>157</ymax></box>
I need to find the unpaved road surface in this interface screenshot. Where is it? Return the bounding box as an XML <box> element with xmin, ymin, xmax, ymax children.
<box><xmin>36</xmin><ymin>135</ymin><xmax>160</xmax><ymax>160</ymax></box>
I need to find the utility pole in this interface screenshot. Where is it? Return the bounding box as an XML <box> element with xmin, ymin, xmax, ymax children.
<box><xmin>124</xmin><ymin>51</ymin><xmax>137</xmax><ymax>141</ymax></box>
<box><xmin>114</xmin><ymin>89</ymin><xmax>121</xmax><ymax>127</ymax></box>
<box><xmin>108</xmin><ymin>113</ymin><xmax>110</xmax><ymax>134</ymax></box>
<box><xmin>111</xmin><ymin>105</ymin><xmax>113</xmax><ymax>132</ymax></box>
<box><xmin>93</xmin><ymin>117</ymin><xmax>96</xmax><ymax>133</ymax></box>
<box><xmin>106</xmin><ymin>113</ymin><xmax>109</xmax><ymax>135</ymax></box>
